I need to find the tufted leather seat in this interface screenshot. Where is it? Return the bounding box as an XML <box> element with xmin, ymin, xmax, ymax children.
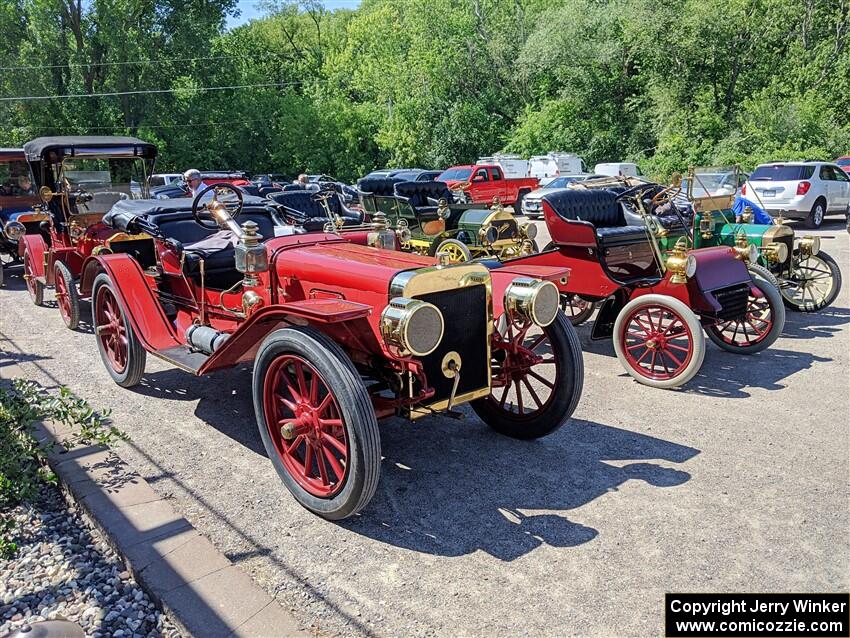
<box><xmin>267</xmin><ymin>191</ymin><xmax>363</xmax><ymax>231</ymax></box>
<box><xmin>357</xmin><ymin>176</ymin><xmax>404</xmax><ymax>196</ymax></box>
<box><xmin>543</xmin><ymin>189</ymin><xmax>652</xmax><ymax>247</ymax></box>
<box><xmin>393</xmin><ymin>181</ymin><xmax>453</xmax><ymax>210</ymax></box>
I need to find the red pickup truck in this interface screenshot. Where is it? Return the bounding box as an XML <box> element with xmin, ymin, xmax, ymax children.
<box><xmin>437</xmin><ymin>164</ymin><xmax>539</xmax><ymax>209</ymax></box>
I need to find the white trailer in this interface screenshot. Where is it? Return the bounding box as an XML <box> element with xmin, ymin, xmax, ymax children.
<box><xmin>528</xmin><ymin>153</ymin><xmax>586</xmax><ymax>182</ymax></box>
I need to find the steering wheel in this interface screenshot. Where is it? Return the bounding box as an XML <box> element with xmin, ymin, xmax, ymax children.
<box><xmin>310</xmin><ymin>189</ymin><xmax>334</xmax><ymax>202</ymax></box>
<box><xmin>614</xmin><ymin>183</ymin><xmax>655</xmax><ymax>202</ymax></box>
<box><xmin>192</xmin><ymin>183</ymin><xmax>243</xmax><ymax>230</ymax></box>
<box><xmin>650</xmin><ymin>184</ymin><xmax>681</xmax><ymax>208</ymax></box>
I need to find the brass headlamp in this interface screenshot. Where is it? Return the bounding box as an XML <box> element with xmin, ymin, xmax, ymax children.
<box><xmin>521</xmin><ymin>223</ymin><xmax>538</xmax><ymax>240</ymax></box>
<box><xmin>2</xmin><ymin>220</ymin><xmax>25</xmax><ymax>241</ymax></box>
<box><xmin>380</xmin><ymin>297</ymin><xmax>444</xmax><ymax>357</ymax></box>
<box><xmin>798</xmin><ymin>235</ymin><xmax>820</xmax><ymax>257</ymax></box>
<box><xmin>733</xmin><ymin>234</ymin><xmax>759</xmax><ymax>263</ymax></box>
<box><xmin>504</xmin><ymin>277</ymin><xmax>559</xmax><ymax>327</ymax></box>
<box><xmin>762</xmin><ymin>242</ymin><xmax>788</xmax><ymax>264</ymax></box>
<box><xmin>479</xmin><ymin>224</ymin><xmax>498</xmax><ymax>246</ymax></box>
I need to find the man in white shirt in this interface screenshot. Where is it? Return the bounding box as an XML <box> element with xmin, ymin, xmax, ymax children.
<box><xmin>183</xmin><ymin>169</ymin><xmax>213</xmax><ymax>203</ymax></box>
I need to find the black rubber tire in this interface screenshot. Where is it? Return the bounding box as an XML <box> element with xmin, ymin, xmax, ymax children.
<box><xmin>0</xmin><ymin>262</ymin><xmax>4</xmax><ymax>288</ymax></box>
<box><xmin>805</xmin><ymin>198</ymin><xmax>826</xmax><ymax>229</ymax></box>
<box><xmin>54</xmin><ymin>260</ymin><xmax>80</xmax><ymax>330</ymax></box>
<box><xmin>514</xmin><ymin>189</ymin><xmax>530</xmax><ymax>215</ymax></box>
<box><xmin>253</xmin><ymin>327</ymin><xmax>381</xmax><ymax>520</ymax></box>
<box><xmin>705</xmin><ymin>276</ymin><xmax>785</xmax><ymax>354</ymax></box>
<box><xmin>748</xmin><ymin>263</ymin><xmax>780</xmax><ymax>288</ymax></box>
<box><xmin>780</xmin><ymin>251</ymin><xmax>842</xmax><ymax>312</ymax></box>
<box><xmin>471</xmin><ymin>311</ymin><xmax>584</xmax><ymax>440</ymax></box>
<box><xmin>91</xmin><ymin>273</ymin><xmax>146</xmax><ymax>387</ymax></box>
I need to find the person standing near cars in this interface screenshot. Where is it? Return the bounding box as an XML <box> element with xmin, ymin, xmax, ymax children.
<box><xmin>184</xmin><ymin>169</ymin><xmax>212</xmax><ymax>203</ymax></box>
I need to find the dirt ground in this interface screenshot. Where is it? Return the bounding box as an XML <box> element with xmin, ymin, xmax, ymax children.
<box><xmin>1</xmin><ymin>219</ymin><xmax>847</xmax><ymax>637</ymax></box>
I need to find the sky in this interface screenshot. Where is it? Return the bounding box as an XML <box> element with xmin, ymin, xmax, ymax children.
<box><xmin>227</xmin><ymin>0</ymin><xmax>362</xmax><ymax>28</ymax></box>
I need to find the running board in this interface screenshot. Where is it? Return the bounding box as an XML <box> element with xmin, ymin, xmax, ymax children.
<box><xmin>151</xmin><ymin>346</ymin><xmax>210</xmax><ymax>374</ymax></box>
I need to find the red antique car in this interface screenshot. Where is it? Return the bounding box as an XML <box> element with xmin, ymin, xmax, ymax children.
<box><xmin>18</xmin><ymin>136</ymin><xmax>158</xmax><ymax>329</ymax></box>
<box><xmin>488</xmin><ymin>183</ymin><xmax>785</xmax><ymax>389</ymax></box>
<box><xmin>0</xmin><ymin>148</ymin><xmax>46</xmax><ymax>287</ymax></box>
<box><xmin>81</xmin><ymin>184</ymin><xmax>584</xmax><ymax>519</ymax></box>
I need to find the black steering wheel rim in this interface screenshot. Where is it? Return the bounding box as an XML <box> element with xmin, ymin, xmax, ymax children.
<box><xmin>192</xmin><ymin>183</ymin><xmax>244</xmax><ymax>229</ymax></box>
<box><xmin>615</xmin><ymin>183</ymin><xmax>655</xmax><ymax>202</ymax></box>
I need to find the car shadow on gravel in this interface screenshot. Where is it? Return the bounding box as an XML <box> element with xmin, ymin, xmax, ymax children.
<box><xmin>574</xmin><ymin>330</ymin><xmax>829</xmax><ymax>397</ymax></box>
<box><xmin>779</xmin><ymin>306</ymin><xmax>850</xmax><ymax>340</ymax></box>
<box><xmin>342</xmin><ymin>417</ymin><xmax>699</xmax><ymax>561</ymax></box>
<box><xmin>127</xmin><ymin>366</ymin><xmax>698</xmax><ymax>561</ymax></box>
<box><xmin>130</xmin><ymin>366</ymin><xmax>264</xmax><ymax>455</ymax></box>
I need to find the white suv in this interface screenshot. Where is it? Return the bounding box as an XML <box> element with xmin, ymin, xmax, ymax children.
<box><xmin>743</xmin><ymin>161</ymin><xmax>850</xmax><ymax>228</ymax></box>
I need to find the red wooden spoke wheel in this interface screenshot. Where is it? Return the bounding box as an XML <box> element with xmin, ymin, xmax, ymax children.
<box><xmin>53</xmin><ymin>261</ymin><xmax>80</xmax><ymax>329</ymax></box>
<box><xmin>263</xmin><ymin>355</ymin><xmax>349</xmax><ymax>498</ymax></box>
<box><xmin>24</xmin><ymin>251</ymin><xmax>43</xmax><ymax>305</ymax></box>
<box><xmin>253</xmin><ymin>327</ymin><xmax>380</xmax><ymax>520</ymax></box>
<box><xmin>472</xmin><ymin>311</ymin><xmax>583</xmax><ymax>440</ymax></box>
<box><xmin>705</xmin><ymin>276</ymin><xmax>784</xmax><ymax>354</ymax></box>
<box><xmin>613</xmin><ymin>294</ymin><xmax>705</xmax><ymax>389</ymax></box>
<box><xmin>95</xmin><ymin>284</ymin><xmax>129</xmax><ymax>374</ymax></box>
<box><xmin>91</xmin><ymin>273</ymin><xmax>146</xmax><ymax>388</ymax></box>
<box><xmin>559</xmin><ymin>293</ymin><xmax>597</xmax><ymax>326</ymax></box>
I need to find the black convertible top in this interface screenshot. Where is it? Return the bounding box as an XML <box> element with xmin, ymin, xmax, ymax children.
<box><xmin>103</xmin><ymin>195</ymin><xmax>273</xmax><ymax>232</ymax></box>
<box><xmin>23</xmin><ymin>136</ymin><xmax>157</xmax><ymax>161</ymax></box>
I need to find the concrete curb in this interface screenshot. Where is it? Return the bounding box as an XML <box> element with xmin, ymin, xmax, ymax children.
<box><xmin>32</xmin><ymin>419</ymin><xmax>310</xmax><ymax>638</ymax></box>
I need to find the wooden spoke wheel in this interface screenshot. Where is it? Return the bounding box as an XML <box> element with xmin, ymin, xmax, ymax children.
<box><xmin>780</xmin><ymin>252</ymin><xmax>841</xmax><ymax>313</ymax></box>
<box><xmin>705</xmin><ymin>276</ymin><xmax>784</xmax><ymax>354</ymax></box>
<box><xmin>254</xmin><ymin>327</ymin><xmax>380</xmax><ymax>520</ymax></box>
<box><xmin>613</xmin><ymin>294</ymin><xmax>705</xmax><ymax>389</ymax></box>
<box><xmin>53</xmin><ymin>260</ymin><xmax>80</xmax><ymax>330</ymax></box>
<box><xmin>23</xmin><ymin>250</ymin><xmax>44</xmax><ymax>306</ymax></box>
<box><xmin>434</xmin><ymin>238</ymin><xmax>472</xmax><ymax>263</ymax></box>
<box><xmin>92</xmin><ymin>273</ymin><xmax>146</xmax><ymax>387</ymax></box>
<box><xmin>559</xmin><ymin>293</ymin><xmax>597</xmax><ymax>326</ymax></box>
<box><xmin>471</xmin><ymin>311</ymin><xmax>583</xmax><ymax>440</ymax></box>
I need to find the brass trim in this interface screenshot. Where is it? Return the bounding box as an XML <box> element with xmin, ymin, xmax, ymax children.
<box><xmin>761</xmin><ymin>224</ymin><xmax>794</xmax><ymax>245</ymax></box>
<box><xmin>410</xmin><ymin>387</ymin><xmax>492</xmax><ymax>419</ymax></box>
<box><xmin>390</xmin><ymin>262</ymin><xmax>494</xmax><ymax>410</ymax></box>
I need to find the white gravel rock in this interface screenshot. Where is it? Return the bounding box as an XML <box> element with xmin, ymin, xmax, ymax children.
<box><xmin>0</xmin><ymin>487</ymin><xmax>182</xmax><ymax>638</ymax></box>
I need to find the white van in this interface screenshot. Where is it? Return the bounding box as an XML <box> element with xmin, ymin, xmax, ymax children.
<box><xmin>529</xmin><ymin>153</ymin><xmax>586</xmax><ymax>181</ymax></box>
<box><xmin>476</xmin><ymin>154</ymin><xmax>529</xmax><ymax>179</ymax></box>
<box><xmin>594</xmin><ymin>162</ymin><xmax>642</xmax><ymax>178</ymax></box>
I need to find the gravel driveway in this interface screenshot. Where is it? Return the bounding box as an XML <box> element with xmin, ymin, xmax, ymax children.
<box><xmin>1</xmin><ymin>220</ymin><xmax>847</xmax><ymax>637</ymax></box>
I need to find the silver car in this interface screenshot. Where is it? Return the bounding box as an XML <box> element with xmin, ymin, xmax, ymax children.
<box><xmin>521</xmin><ymin>174</ymin><xmax>603</xmax><ymax>219</ymax></box>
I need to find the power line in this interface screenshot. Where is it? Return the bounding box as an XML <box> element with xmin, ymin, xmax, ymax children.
<box><xmin>0</xmin><ymin>81</ymin><xmax>303</xmax><ymax>102</ymax></box>
<box><xmin>0</xmin><ymin>53</ymin><xmax>283</xmax><ymax>72</ymax></box>
<box><xmin>14</xmin><ymin>117</ymin><xmax>280</xmax><ymax>132</ymax></box>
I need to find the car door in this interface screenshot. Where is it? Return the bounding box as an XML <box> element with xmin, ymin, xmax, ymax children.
<box><xmin>819</xmin><ymin>165</ymin><xmax>840</xmax><ymax>211</ymax></box>
<box><xmin>828</xmin><ymin>165</ymin><xmax>850</xmax><ymax>209</ymax></box>
<box><xmin>470</xmin><ymin>167</ymin><xmax>495</xmax><ymax>202</ymax></box>
<box><xmin>488</xmin><ymin>167</ymin><xmax>508</xmax><ymax>202</ymax></box>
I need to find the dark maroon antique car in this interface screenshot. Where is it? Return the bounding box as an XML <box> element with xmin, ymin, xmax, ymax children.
<box><xmin>487</xmin><ymin>183</ymin><xmax>785</xmax><ymax>388</ymax></box>
<box><xmin>80</xmin><ymin>184</ymin><xmax>584</xmax><ymax>519</ymax></box>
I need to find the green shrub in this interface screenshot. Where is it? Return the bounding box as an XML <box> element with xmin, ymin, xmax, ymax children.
<box><xmin>0</xmin><ymin>379</ymin><xmax>125</xmax><ymax>558</ymax></box>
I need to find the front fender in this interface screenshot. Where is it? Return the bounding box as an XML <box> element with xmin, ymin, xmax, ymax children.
<box><xmin>18</xmin><ymin>234</ymin><xmax>48</xmax><ymax>278</ymax></box>
<box><xmin>199</xmin><ymin>299</ymin><xmax>373</xmax><ymax>374</ymax></box>
<box><xmin>82</xmin><ymin>253</ymin><xmax>180</xmax><ymax>353</ymax></box>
